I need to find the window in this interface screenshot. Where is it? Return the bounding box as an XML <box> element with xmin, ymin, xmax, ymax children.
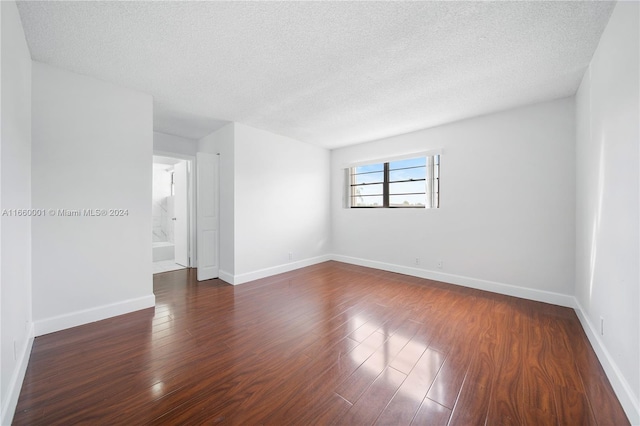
<box><xmin>349</xmin><ymin>154</ymin><xmax>440</xmax><ymax>208</ymax></box>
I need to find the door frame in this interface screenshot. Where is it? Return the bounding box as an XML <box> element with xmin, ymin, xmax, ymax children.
<box><xmin>153</xmin><ymin>151</ymin><xmax>197</xmax><ymax>267</ymax></box>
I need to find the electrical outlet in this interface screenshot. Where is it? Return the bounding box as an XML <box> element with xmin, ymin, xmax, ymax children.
<box><xmin>436</xmin><ymin>260</ymin><xmax>443</xmax><ymax>269</ymax></box>
<box><xmin>600</xmin><ymin>316</ymin><xmax>604</xmax><ymax>336</ymax></box>
<box><xmin>415</xmin><ymin>258</ymin><xmax>420</xmax><ymax>266</ymax></box>
<box><xmin>288</xmin><ymin>252</ymin><xmax>293</xmax><ymax>261</ymax></box>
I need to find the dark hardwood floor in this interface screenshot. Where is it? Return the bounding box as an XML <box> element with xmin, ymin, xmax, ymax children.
<box><xmin>13</xmin><ymin>261</ymin><xmax>628</xmax><ymax>425</ymax></box>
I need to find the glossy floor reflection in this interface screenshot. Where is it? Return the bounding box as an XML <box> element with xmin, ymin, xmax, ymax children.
<box><xmin>13</xmin><ymin>262</ymin><xmax>629</xmax><ymax>425</ymax></box>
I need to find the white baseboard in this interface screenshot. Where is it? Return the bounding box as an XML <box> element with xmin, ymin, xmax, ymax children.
<box><xmin>573</xmin><ymin>299</ymin><xmax>640</xmax><ymax>425</ymax></box>
<box><xmin>33</xmin><ymin>294</ymin><xmax>156</xmax><ymax>337</ymax></box>
<box><xmin>225</xmin><ymin>255</ymin><xmax>332</xmax><ymax>285</ymax></box>
<box><xmin>1</xmin><ymin>323</ymin><xmax>34</xmax><ymax>426</ymax></box>
<box><xmin>218</xmin><ymin>269</ymin><xmax>234</xmax><ymax>285</ymax></box>
<box><xmin>331</xmin><ymin>254</ymin><xmax>575</xmax><ymax>307</ymax></box>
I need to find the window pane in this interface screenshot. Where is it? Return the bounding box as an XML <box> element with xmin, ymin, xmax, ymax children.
<box><xmin>389</xmin><ymin>181</ymin><xmax>425</xmax><ymax>194</ymax></box>
<box><xmin>389</xmin><ymin>166</ymin><xmax>425</xmax><ymax>182</ymax></box>
<box><xmin>390</xmin><ymin>194</ymin><xmax>426</xmax><ymax>207</ymax></box>
<box><xmin>389</xmin><ymin>157</ymin><xmax>426</xmax><ymax>170</ymax></box>
<box><xmin>352</xmin><ymin>195</ymin><xmax>383</xmax><ymax>207</ymax></box>
<box><xmin>348</xmin><ymin>155</ymin><xmax>439</xmax><ymax>209</ymax></box>
<box><xmin>352</xmin><ymin>183</ymin><xmax>382</xmax><ymax>196</ymax></box>
<box><xmin>352</xmin><ymin>171</ymin><xmax>383</xmax><ymax>185</ymax></box>
<box><xmin>353</xmin><ymin>163</ymin><xmax>383</xmax><ymax>174</ymax></box>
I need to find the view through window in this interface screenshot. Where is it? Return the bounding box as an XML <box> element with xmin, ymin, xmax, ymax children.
<box><xmin>349</xmin><ymin>155</ymin><xmax>440</xmax><ymax>208</ymax></box>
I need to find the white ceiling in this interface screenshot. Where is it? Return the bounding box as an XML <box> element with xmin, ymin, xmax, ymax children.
<box><xmin>16</xmin><ymin>1</ymin><xmax>614</xmax><ymax>149</ymax></box>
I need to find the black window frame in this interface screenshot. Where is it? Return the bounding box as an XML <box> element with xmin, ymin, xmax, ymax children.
<box><xmin>349</xmin><ymin>155</ymin><xmax>440</xmax><ymax>209</ymax></box>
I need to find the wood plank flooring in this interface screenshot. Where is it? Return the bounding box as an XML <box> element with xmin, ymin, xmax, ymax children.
<box><xmin>13</xmin><ymin>261</ymin><xmax>629</xmax><ymax>425</ymax></box>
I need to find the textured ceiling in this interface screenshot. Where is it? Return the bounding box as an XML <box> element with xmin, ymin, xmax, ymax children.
<box><xmin>17</xmin><ymin>1</ymin><xmax>614</xmax><ymax>149</ymax></box>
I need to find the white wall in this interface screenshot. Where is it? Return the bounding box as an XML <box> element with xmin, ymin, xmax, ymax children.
<box><xmin>331</xmin><ymin>98</ymin><xmax>576</xmax><ymax>305</ymax></box>
<box><xmin>233</xmin><ymin>123</ymin><xmax>331</xmax><ymax>282</ymax></box>
<box><xmin>31</xmin><ymin>62</ymin><xmax>155</xmax><ymax>335</ymax></box>
<box><xmin>575</xmin><ymin>2</ymin><xmax>639</xmax><ymax>422</ymax></box>
<box><xmin>153</xmin><ymin>131</ymin><xmax>197</xmax><ymax>157</ymax></box>
<box><xmin>198</xmin><ymin>123</ymin><xmax>331</xmax><ymax>284</ymax></box>
<box><xmin>198</xmin><ymin>123</ymin><xmax>235</xmax><ymax>279</ymax></box>
<box><xmin>1</xmin><ymin>1</ymin><xmax>34</xmax><ymax>423</ymax></box>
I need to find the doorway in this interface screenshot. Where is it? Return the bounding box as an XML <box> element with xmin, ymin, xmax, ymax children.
<box><xmin>152</xmin><ymin>154</ymin><xmax>195</xmax><ymax>274</ymax></box>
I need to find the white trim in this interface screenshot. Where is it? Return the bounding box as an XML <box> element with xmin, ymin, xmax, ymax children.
<box><xmin>573</xmin><ymin>299</ymin><xmax>640</xmax><ymax>425</ymax></box>
<box><xmin>226</xmin><ymin>255</ymin><xmax>332</xmax><ymax>286</ymax></box>
<box><xmin>1</xmin><ymin>323</ymin><xmax>34</xmax><ymax>426</ymax></box>
<box><xmin>33</xmin><ymin>294</ymin><xmax>156</xmax><ymax>337</ymax></box>
<box><xmin>342</xmin><ymin>149</ymin><xmax>443</xmax><ymax>169</ymax></box>
<box><xmin>331</xmin><ymin>254</ymin><xmax>575</xmax><ymax>307</ymax></box>
<box><xmin>218</xmin><ymin>269</ymin><xmax>235</xmax><ymax>285</ymax></box>
<box><xmin>153</xmin><ymin>150</ymin><xmax>196</xmax><ymax>162</ymax></box>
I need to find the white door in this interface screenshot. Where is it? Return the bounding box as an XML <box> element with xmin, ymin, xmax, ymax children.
<box><xmin>173</xmin><ymin>161</ymin><xmax>189</xmax><ymax>267</ymax></box>
<box><xmin>196</xmin><ymin>153</ymin><xmax>219</xmax><ymax>281</ymax></box>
